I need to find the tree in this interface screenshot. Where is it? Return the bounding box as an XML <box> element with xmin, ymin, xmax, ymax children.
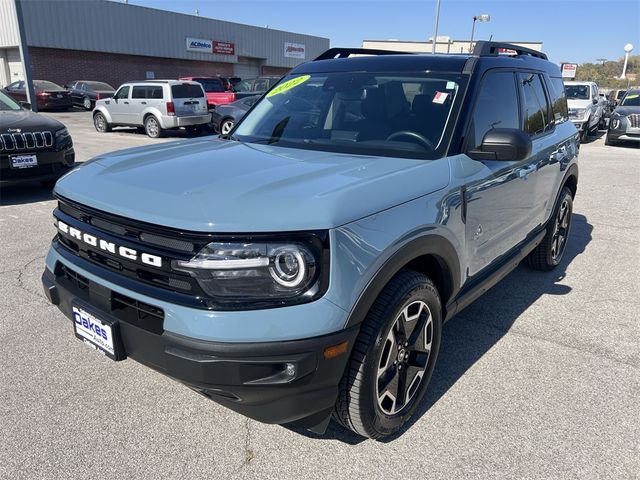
<box><xmin>574</xmin><ymin>55</ymin><xmax>638</xmax><ymax>88</ymax></box>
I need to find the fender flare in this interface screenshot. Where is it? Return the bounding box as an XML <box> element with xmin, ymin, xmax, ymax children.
<box><xmin>344</xmin><ymin>234</ymin><xmax>461</xmax><ymax>329</ymax></box>
<box><xmin>93</xmin><ymin>106</ymin><xmax>113</xmax><ymax>124</ymax></box>
<box><xmin>143</xmin><ymin>108</ymin><xmax>165</xmax><ymax>128</ymax></box>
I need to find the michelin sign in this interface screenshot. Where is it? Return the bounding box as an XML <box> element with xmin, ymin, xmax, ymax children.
<box><xmin>186</xmin><ymin>37</ymin><xmax>213</xmax><ymax>53</ymax></box>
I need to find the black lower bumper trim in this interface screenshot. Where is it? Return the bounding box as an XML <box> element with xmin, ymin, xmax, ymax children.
<box><xmin>42</xmin><ymin>267</ymin><xmax>358</xmax><ymax>428</ymax></box>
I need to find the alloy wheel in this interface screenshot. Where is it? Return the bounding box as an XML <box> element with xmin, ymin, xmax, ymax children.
<box><xmin>376</xmin><ymin>300</ymin><xmax>433</xmax><ymax>415</ymax></box>
<box><xmin>221</xmin><ymin>120</ymin><xmax>234</xmax><ymax>135</ymax></box>
<box><xmin>83</xmin><ymin>97</ymin><xmax>91</xmax><ymax>110</ymax></box>
<box><xmin>551</xmin><ymin>198</ymin><xmax>571</xmax><ymax>260</ymax></box>
<box><xmin>146</xmin><ymin>117</ymin><xmax>159</xmax><ymax>137</ymax></box>
<box><xmin>94</xmin><ymin>114</ymin><xmax>105</xmax><ymax>132</ymax></box>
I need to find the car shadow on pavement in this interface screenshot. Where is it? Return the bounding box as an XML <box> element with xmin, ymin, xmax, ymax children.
<box><xmin>0</xmin><ymin>183</ymin><xmax>54</xmax><ymax>206</ymax></box>
<box><xmin>290</xmin><ymin>214</ymin><xmax>593</xmax><ymax>444</ymax></box>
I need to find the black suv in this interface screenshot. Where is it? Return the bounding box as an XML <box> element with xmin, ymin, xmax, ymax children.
<box><xmin>0</xmin><ymin>91</ymin><xmax>75</xmax><ymax>187</ymax></box>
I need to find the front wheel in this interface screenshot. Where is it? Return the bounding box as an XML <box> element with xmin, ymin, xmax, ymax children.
<box><xmin>334</xmin><ymin>270</ymin><xmax>442</xmax><ymax>439</ymax></box>
<box><xmin>525</xmin><ymin>187</ymin><xmax>573</xmax><ymax>271</ymax></box>
<box><xmin>144</xmin><ymin>115</ymin><xmax>164</xmax><ymax>138</ymax></box>
<box><xmin>93</xmin><ymin>112</ymin><xmax>111</xmax><ymax>133</ymax></box>
<box><xmin>220</xmin><ymin>119</ymin><xmax>234</xmax><ymax>135</ymax></box>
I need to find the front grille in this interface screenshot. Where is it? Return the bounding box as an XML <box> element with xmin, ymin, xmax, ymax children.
<box><xmin>58</xmin><ymin>262</ymin><xmax>165</xmax><ymax>334</ymax></box>
<box><xmin>55</xmin><ymin>197</ymin><xmax>205</xmax><ymax>300</ymax></box>
<box><xmin>628</xmin><ymin>114</ymin><xmax>640</xmax><ymax>128</ymax></box>
<box><xmin>0</xmin><ymin>131</ymin><xmax>53</xmax><ymax>152</ymax></box>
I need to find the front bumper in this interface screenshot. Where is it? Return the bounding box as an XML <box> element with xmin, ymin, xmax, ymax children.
<box><xmin>570</xmin><ymin>119</ymin><xmax>588</xmax><ymax>132</ymax></box>
<box><xmin>41</xmin><ymin>259</ymin><xmax>358</xmax><ymax>430</ymax></box>
<box><xmin>0</xmin><ymin>146</ymin><xmax>75</xmax><ymax>186</ymax></box>
<box><xmin>607</xmin><ymin>118</ymin><xmax>640</xmax><ymax>143</ymax></box>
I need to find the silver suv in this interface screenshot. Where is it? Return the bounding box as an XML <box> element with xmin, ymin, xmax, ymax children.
<box><xmin>92</xmin><ymin>80</ymin><xmax>210</xmax><ymax>138</ymax></box>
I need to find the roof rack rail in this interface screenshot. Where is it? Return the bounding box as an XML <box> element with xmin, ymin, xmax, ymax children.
<box><xmin>472</xmin><ymin>41</ymin><xmax>548</xmax><ymax>60</ymax></box>
<box><xmin>314</xmin><ymin>47</ymin><xmax>412</xmax><ymax>61</ymax></box>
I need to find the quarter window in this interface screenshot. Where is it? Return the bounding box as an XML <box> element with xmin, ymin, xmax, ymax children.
<box><xmin>519</xmin><ymin>73</ymin><xmax>551</xmax><ymax>136</ymax></box>
<box><xmin>547</xmin><ymin>77</ymin><xmax>569</xmax><ymax>124</ymax></box>
<box><xmin>469</xmin><ymin>71</ymin><xmax>520</xmax><ymax>149</ymax></box>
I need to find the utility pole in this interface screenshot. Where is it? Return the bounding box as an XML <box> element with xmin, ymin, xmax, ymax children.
<box><xmin>596</xmin><ymin>58</ymin><xmax>607</xmax><ymax>66</ymax></box>
<box><xmin>431</xmin><ymin>0</ymin><xmax>441</xmax><ymax>54</ymax></box>
<box><xmin>13</xmin><ymin>0</ymin><xmax>37</xmax><ymax>112</ymax></box>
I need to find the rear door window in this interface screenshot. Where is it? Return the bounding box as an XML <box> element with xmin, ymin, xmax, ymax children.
<box><xmin>132</xmin><ymin>86</ymin><xmax>147</xmax><ymax>99</ymax></box>
<box><xmin>171</xmin><ymin>84</ymin><xmax>205</xmax><ymax>99</ymax></box>
<box><xmin>518</xmin><ymin>73</ymin><xmax>552</xmax><ymax>136</ymax></box>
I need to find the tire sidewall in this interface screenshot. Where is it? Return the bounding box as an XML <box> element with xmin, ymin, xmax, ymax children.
<box><xmin>547</xmin><ymin>189</ymin><xmax>573</xmax><ymax>266</ymax></box>
<box><xmin>360</xmin><ymin>281</ymin><xmax>442</xmax><ymax>437</ymax></box>
<box><xmin>93</xmin><ymin>113</ymin><xmax>107</xmax><ymax>132</ymax></box>
<box><xmin>145</xmin><ymin>116</ymin><xmax>160</xmax><ymax>138</ymax></box>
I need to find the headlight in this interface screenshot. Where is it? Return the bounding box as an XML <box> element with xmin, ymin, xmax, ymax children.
<box><xmin>173</xmin><ymin>235</ymin><xmax>328</xmax><ymax>308</ymax></box>
<box><xmin>55</xmin><ymin>127</ymin><xmax>69</xmax><ymax>139</ymax></box>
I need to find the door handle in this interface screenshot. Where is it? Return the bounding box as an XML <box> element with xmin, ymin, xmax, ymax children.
<box><xmin>123</xmin><ymin>101</ymin><xmax>129</xmax><ymax>104</ymax></box>
<box><xmin>141</xmin><ymin>101</ymin><xmax>147</xmax><ymax>104</ymax></box>
<box><xmin>518</xmin><ymin>165</ymin><xmax>537</xmax><ymax>178</ymax></box>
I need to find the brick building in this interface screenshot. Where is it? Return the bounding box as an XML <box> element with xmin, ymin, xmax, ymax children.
<box><xmin>0</xmin><ymin>0</ymin><xmax>329</xmax><ymax>88</ymax></box>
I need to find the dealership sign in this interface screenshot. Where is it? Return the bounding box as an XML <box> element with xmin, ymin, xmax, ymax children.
<box><xmin>284</xmin><ymin>42</ymin><xmax>305</xmax><ymax>59</ymax></box>
<box><xmin>561</xmin><ymin>63</ymin><xmax>578</xmax><ymax>79</ymax></box>
<box><xmin>213</xmin><ymin>41</ymin><xmax>235</xmax><ymax>55</ymax></box>
<box><xmin>186</xmin><ymin>37</ymin><xmax>213</xmax><ymax>53</ymax></box>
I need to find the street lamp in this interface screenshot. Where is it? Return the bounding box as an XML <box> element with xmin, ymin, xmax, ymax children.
<box><xmin>431</xmin><ymin>0</ymin><xmax>441</xmax><ymax>54</ymax></box>
<box><xmin>621</xmin><ymin>43</ymin><xmax>634</xmax><ymax>79</ymax></box>
<box><xmin>469</xmin><ymin>14</ymin><xmax>490</xmax><ymax>52</ymax></box>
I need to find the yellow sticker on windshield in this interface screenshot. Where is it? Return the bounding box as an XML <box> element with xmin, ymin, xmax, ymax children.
<box><xmin>625</xmin><ymin>94</ymin><xmax>639</xmax><ymax>99</ymax></box>
<box><xmin>266</xmin><ymin>75</ymin><xmax>310</xmax><ymax>97</ymax></box>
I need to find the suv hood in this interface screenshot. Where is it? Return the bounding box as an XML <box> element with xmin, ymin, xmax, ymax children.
<box><xmin>54</xmin><ymin>138</ymin><xmax>450</xmax><ymax>232</ymax></box>
<box><xmin>567</xmin><ymin>99</ymin><xmax>592</xmax><ymax>109</ymax></box>
<box><xmin>614</xmin><ymin>105</ymin><xmax>640</xmax><ymax>116</ymax></box>
<box><xmin>0</xmin><ymin>109</ymin><xmax>64</xmax><ymax>133</ymax></box>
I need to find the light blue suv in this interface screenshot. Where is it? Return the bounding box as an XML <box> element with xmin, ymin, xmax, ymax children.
<box><xmin>42</xmin><ymin>42</ymin><xmax>579</xmax><ymax>439</ymax></box>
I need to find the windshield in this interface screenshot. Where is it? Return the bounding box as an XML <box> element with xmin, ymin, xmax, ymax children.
<box><xmin>86</xmin><ymin>81</ymin><xmax>114</xmax><ymax>90</ymax></box>
<box><xmin>565</xmin><ymin>85</ymin><xmax>590</xmax><ymax>100</ymax></box>
<box><xmin>233</xmin><ymin>72</ymin><xmax>462</xmax><ymax>159</ymax></box>
<box><xmin>34</xmin><ymin>80</ymin><xmax>63</xmax><ymax>91</ymax></box>
<box><xmin>0</xmin><ymin>91</ymin><xmax>21</xmax><ymax>111</ymax></box>
<box><xmin>620</xmin><ymin>91</ymin><xmax>640</xmax><ymax>107</ymax></box>
<box><xmin>193</xmin><ymin>78</ymin><xmax>225</xmax><ymax>93</ymax></box>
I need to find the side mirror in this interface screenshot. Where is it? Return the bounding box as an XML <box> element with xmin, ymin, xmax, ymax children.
<box><xmin>19</xmin><ymin>101</ymin><xmax>31</xmax><ymax>109</ymax></box>
<box><xmin>467</xmin><ymin>128</ymin><xmax>532</xmax><ymax>162</ymax></box>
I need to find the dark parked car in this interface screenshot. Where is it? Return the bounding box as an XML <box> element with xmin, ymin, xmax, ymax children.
<box><xmin>0</xmin><ymin>90</ymin><xmax>75</xmax><ymax>187</ymax></box>
<box><xmin>233</xmin><ymin>76</ymin><xmax>281</xmax><ymax>99</ymax></box>
<box><xmin>2</xmin><ymin>80</ymin><xmax>72</xmax><ymax>110</ymax></box>
<box><xmin>606</xmin><ymin>89</ymin><xmax>640</xmax><ymax>146</ymax></box>
<box><xmin>211</xmin><ymin>95</ymin><xmax>259</xmax><ymax>134</ymax></box>
<box><xmin>66</xmin><ymin>81</ymin><xmax>115</xmax><ymax>110</ymax></box>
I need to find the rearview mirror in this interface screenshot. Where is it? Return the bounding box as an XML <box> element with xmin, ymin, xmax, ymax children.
<box><xmin>467</xmin><ymin>128</ymin><xmax>532</xmax><ymax>162</ymax></box>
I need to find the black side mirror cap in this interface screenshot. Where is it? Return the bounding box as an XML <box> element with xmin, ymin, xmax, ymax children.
<box><xmin>467</xmin><ymin>128</ymin><xmax>532</xmax><ymax>162</ymax></box>
<box><xmin>19</xmin><ymin>101</ymin><xmax>31</xmax><ymax>110</ymax></box>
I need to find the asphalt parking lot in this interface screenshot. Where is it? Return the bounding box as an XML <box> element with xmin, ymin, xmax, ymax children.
<box><xmin>0</xmin><ymin>111</ymin><xmax>638</xmax><ymax>479</ymax></box>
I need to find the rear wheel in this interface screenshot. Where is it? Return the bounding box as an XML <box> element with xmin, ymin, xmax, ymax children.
<box><xmin>334</xmin><ymin>270</ymin><xmax>442</xmax><ymax>439</ymax></box>
<box><xmin>144</xmin><ymin>115</ymin><xmax>164</xmax><ymax>138</ymax></box>
<box><xmin>83</xmin><ymin>96</ymin><xmax>92</xmax><ymax>110</ymax></box>
<box><xmin>220</xmin><ymin>119</ymin><xmax>234</xmax><ymax>135</ymax></box>
<box><xmin>93</xmin><ymin>112</ymin><xmax>111</xmax><ymax>132</ymax></box>
<box><xmin>525</xmin><ymin>187</ymin><xmax>573</xmax><ymax>271</ymax></box>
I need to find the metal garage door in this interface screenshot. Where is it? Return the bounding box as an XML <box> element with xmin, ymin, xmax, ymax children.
<box><xmin>234</xmin><ymin>57</ymin><xmax>262</xmax><ymax>78</ymax></box>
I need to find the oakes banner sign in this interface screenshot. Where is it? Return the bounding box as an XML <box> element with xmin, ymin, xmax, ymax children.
<box><xmin>186</xmin><ymin>37</ymin><xmax>235</xmax><ymax>55</ymax></box>
<box><xmin>284</xmin><ymin>42</ymin><xmax>305</xmax><ymax>59</ymax></box>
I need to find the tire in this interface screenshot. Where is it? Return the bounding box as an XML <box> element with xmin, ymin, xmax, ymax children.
<box><xmin>525</xmin><ymin>187</ymin><xmax>574</xmax><ymax>271</ymax></box>
<box><xmin>220</xmin><ymin>118</ymin><xmax>234</xmax><ymax>135</ymax></box>
<box><xmin>334</xmin><ymin>270</ymin><xmax>442</xmax><ymax>439</ymax></box>
<box><xmin>83</xmin><ymin>96</ymin><xmax>92</xmax><ymax>110</ymax></box>
<box><xmin>93</xmin><ymin>112</ymin><xmax>111</xmax><ymax>133</ymax></box>
<box><xmin>144</xmin><ymin>115</ymin><xmax>164</xmax><ymax>138</ymax></box>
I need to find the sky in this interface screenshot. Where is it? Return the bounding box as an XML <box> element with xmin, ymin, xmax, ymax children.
<box><xmin>128</xmin><ymin>0</ymin><xmax>640</xmax><ymax>65</ymax></box>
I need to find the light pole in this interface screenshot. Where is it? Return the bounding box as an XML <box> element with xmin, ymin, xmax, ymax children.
<box><xmin>621</xmin><ymin>43</ymin><xmax>634</xmax><ymax>79</ymax></box>
<box><xmin>469</xmin><ymin>14</ymin><xmax>490</xmax><ymax>52</ymax></box>
<box><xmin>431</xmin><ymin>0</ymin><xmax>441</xmax><ymax>54</ymax></box>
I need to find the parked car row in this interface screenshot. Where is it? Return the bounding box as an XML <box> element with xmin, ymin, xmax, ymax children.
<box><xmin>606</xmin><ymin>88</ymin><xmax>640</xmax><ymax>146</ymax></box>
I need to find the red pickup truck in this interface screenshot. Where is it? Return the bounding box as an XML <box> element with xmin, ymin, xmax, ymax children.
<box><xmin>179</xmin><ymin>77</ymin><xmax>235</xmax><ymax>109</ymax></box>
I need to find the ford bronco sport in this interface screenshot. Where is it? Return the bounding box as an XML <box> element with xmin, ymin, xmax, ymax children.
<box><xmin>42</xmin><ymin>42</ymin><xmax>579</xmax><ymax>439</ymax></box>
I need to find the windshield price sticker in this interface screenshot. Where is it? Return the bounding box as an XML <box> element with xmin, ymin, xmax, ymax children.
<box><xmin>266</xmin><ymin>75</ymin><xmax>311</xmax><ymax>98</ymax></box>
<box><xmin>432</xmin><ymin>91</ymin><xmax>449</xmax><ymax>104</ymax></box>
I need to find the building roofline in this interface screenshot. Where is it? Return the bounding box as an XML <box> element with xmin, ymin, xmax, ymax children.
<box><xmin>363</xmin><ymin>39</ymin><xmax>543</xmax><ymax>44</ymax></box>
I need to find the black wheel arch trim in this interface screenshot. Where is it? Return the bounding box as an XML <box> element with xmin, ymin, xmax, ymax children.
<box><xmin>344</xmin><ymin>233</ymin><xmax>461</xmax><ymax>329</ymax></box>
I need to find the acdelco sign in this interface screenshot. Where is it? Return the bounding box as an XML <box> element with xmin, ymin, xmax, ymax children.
<box><xmin>186</xmin><ymin>37</ymin><xmax>213</xmax><ymax>53</ymax></box>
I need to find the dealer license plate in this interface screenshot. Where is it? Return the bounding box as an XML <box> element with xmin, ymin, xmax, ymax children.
<box><xmin>11</xmin><ymin>154</ymin><xmax>38</xmax><ymax>169</ymax></box>
<box><xmin>72</xmin><ymin>305</ymin><xmax>123</xmax><ymax>360</ymax></box>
